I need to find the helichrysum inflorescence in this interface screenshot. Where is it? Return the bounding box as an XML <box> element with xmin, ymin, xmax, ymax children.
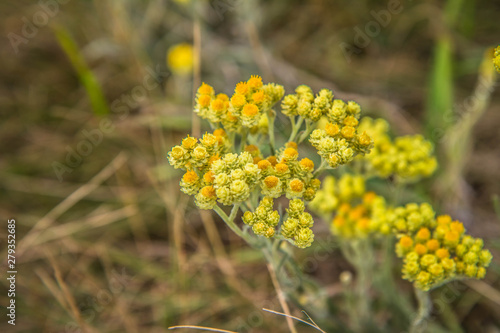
<box><xmin>356</xmin><ymin>117</ymin><xmax>438</xmax><ymax>181</ymax></box>
<box><xmin>168</xmin><ymin>76</ymin><xmax>374</xmax><ymax>248</ymax></box>
<box><xmin>309</xmin><ymin>174</ymin><xmax>366</xmax><ymax>216</ymax></box>
<box><xmin>242</xmin><ymin>197</ymin><xmax>280</xmax><ymax>238</ymax></box>
<box><xmin>494</xmin><ymin>45</ymin><xmax>500</xmax><ymax>73</ymax></box>
<box><xmin>310</xmin><ymin>173</ymin><xmax>492</xmax><ymax>289</ymax></box>
<box><xmin>393</xmin><ymin>209</ymin><xmax>492</xmax><ymax>291</ymax></box>
<box><xmin>307</xmin><ymin>99</ymin><xmax>373</xmax><ymax>168</ymax></box>
<box><xmin>194</xmin><ymin>76</ymin><xmax>285</xmax><ymax>132</ymax></box>
<box><xmin>281</xmin><ymin>199</ymin><xmax>315</xmax><ymax>248</ymax></box>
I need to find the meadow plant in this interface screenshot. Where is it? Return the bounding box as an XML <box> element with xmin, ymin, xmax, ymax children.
<box><xmin>167</xmin><ymin>75</ymin><xmax>492</xmax><ymax>332</ymax></box>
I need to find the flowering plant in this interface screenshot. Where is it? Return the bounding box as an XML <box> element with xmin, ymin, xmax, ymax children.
<box><xmin>167</xmin><ymin>75</ymin><xmax>492</xmax><ymax>332</ymax></box>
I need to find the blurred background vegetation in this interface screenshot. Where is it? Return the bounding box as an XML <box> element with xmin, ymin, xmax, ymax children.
<box><xmin>1</xmin><ymin>0</ymin><xmax>500</xmax><ymax>332</ymax></box>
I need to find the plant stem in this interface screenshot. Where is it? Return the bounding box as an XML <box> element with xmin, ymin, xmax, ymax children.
<box><xmin>267</xmin><ymin>109</ymin><xmax>276</xmax><ymax>155</ymax></box>
<box><xmin>297</xmin><ymin>119</ymin><xmax>314</xmax><ymax>144</ymax></box>
<box><xmin>239</xmin><ymin>128</ymin><xmax>248</xmax><ymax>152</ymax></box>
<box><xmin>213</xmin><ymin>204</ymin><xmax>249</xmax><ymax>243</ymax></box>
<box><xmin>410</xmin><ymin>287</ymin><xmax>432</xmax><ymax>333</ymax></box>
<box><xmin>288</xmin><ymin>117</ymin><xmax>303</xmax><ymax>142</ymax></box>
<box><xmin>313</xmin><ymin>160</ymin><xmax>329</xmax><ymax>178</ymax></box>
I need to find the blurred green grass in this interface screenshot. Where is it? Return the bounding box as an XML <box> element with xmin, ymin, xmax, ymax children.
<box><xmin>1</xmin><ymin>0</ymin><xmax>500</xmax><ymax>332</ymax></box>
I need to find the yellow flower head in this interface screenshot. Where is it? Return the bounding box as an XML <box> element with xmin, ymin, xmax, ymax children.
<box><xmin>211</xmin><ymin>99</ymin><xmax>225</xmax><ymax>112</ymax></box>
<box><xmin>325</xmin><ymin>123</ymin><xmax>340</xmax><ymax>136</ymax></box>
<box><xmin>341</xmin><ymin>126</ymin><xmax>356</xmax><ymax>139</ymax></box>
<box><xmin>252</xmin><ymin>91</ymin><xmax>267</xmax><ymax>104</ymax></box>
<box><xmin>299</xmin><ymin>158</ymin><xmax>314</xmax><ymax>171</ymax></box>
<box><xmin>247</xmin><ymin>75</ymin><xmax>263</xmax><ymax>89</ymax></box>
<box><xmin>235</xmin><ymin>82</ymin><xmax>249</xmax><ymax>95</ymax></box>
<box><xmin>257</xmin><ymin>159</ymin><xmax>272</xmax><ymax>171</ymax></box>
<box><xmin>183</xmin><ymin>170</ymin><xmax>199</xmax><ymax>184</ymax></box>
<box><xmin>200</xmin><ymin>186</ymin><xmax>216</xmax><ymax>198</ymax></box>
<box><xmin>182</xmin><ymin>136</ymin><xmax>197</xmax><ymax>150</ymax></box>
<box><xmin>242</xmin><ymin>103</ymin><xmax>259</xmax><ymax>116</ymax></box>
<box><xmin>167</xmin><ymin>43</ymin><xmax>193</xmax><ymax>75</ymax></box>
<box><xmin>289</xmin><ymin>179</ymin><xmax>304</xmax><ymax>193</ymax></box>
<box><xmin>231</xmin><ymin>93</ymin><xmax>246</xmax><ymax>108</ymax></box>
<box><xmin>198</xmin><ymin>94</ymin><xmax>212</xmax><ymax>108</ymax></box>
<box><xmin>283</xmin><ymin>147</ymin><xmax>299</xmax><ymax>160</ymax></box>
<box><xmin>264</xmin><ymin>176</ymin><xmax>279</xmax><ymax>189</ymax></box>
<box><xmin>275</xmin><ymin>163</ymin><xmax>289</xmax><ymax>173</ymax></box>
<box><xmin>198</xmin><ymin>83</ymin><xmax>214</xmax><ymax>95</ymax></box>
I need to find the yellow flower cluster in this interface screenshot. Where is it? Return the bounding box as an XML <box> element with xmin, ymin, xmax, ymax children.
<box><xmin>309</xmin><ymin>174</ymin><xmax>366</xmax><ymax>215</ymax></box>
<box><xmin>194</xmin><ymin>76</ymin><xmax>284</xmax><ymax>132</ymax></box>
<box><xmin>309</xmin><ymin>104</ymin><xmax>373</xmax><ymax>168</ymax></box>
<box><xmin>395</xmin><ymin>213</ymin><xmax>492</xmax><ymax>291</ymax></box>
<box><xmin>244</xmin><ymin>142</ymin><xmax>321</xmax><ymax>202</ymax></box>
<box><xmin>281</xmin><ymin>199</ymin><xmax>315</xmax><ymax>248</ymax></box>
<box><xmin>281</xmin><ymin>85</ymin><xmax>334</xmax><ymax>122</ymax></box>
<box><xmin>168</xmin><ymin>130</ymin><xmax>229</xmax><ymax>172</ymax></box>
<box><xmin>210</xmin><ymin>151</ymin><xmax>260</xmax><ymax>207</ymax></box>
<box><xmin>242</xmin><ymin>197</ymin><xmax>280</xmax><ymax>238</ymax></box>
<box><xmin>331</xmin><ymin>192</ymin><xmax>382</xmax><ymax>238</ymax></box>
<box><xmin>494</xmin><ymin>45</ymin><xmax>500</xmax><ymax>73</ymax></box>
<box><xmin>167</xmin><ymin>130</ymin><xmax>256</xmax><ymax>209</ymax></box>
<box><xmin>357</xmin><ymin>117</ymin><xmax>438</xmax><ymax>181</ymax></box>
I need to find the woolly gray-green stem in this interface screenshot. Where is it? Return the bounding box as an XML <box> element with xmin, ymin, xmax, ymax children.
<box><xmin>409</xmin><ymin>287</ymin><xmax>432</xmax><ymax>333</ymax></box>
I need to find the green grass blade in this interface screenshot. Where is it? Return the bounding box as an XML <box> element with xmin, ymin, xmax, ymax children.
<box><xmin>53</xmin><ymin>25</ymin><xmax>110</xmax><ymax>116</ymax></box>
<box><xmin>425</xmin><ymin>36</ymin><xmax>453</xmax><ymax>140</ymax></box>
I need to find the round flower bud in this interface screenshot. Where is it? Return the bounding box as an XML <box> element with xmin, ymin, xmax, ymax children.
<box><xmin>479</xmin><ymin>250</ymin><xmax>493</xmax><ymax>266</ymax></box>
<box><xmin>464</xmin><ymin>252</ymin><xmax>478</xmax><ymax>265</ymax></box>
<box><xmin>429</xmin><ymin>263</ymin><xmax>444</xmax><ymax>277</ymax></box>
<box><xmin>420</xmin><ymin>254</ymin><xmax>437</xmax><ymax>268</ymax></box>
<box><xmin>294</xmin><ymin>228</ymin><xmax>314</xmax><ymax>248</ymax></box>
<box><xmin>343</xmin><ymin>116</ymin><xmax>359</xmax><ymax>127</ymax></box>
<box><xmin>252</xmin><ymin>222</ymin><xmax>266</xmax><ymax>236</ymax></box>
<box><xmin>441</xmin><ymin>258</ymin><xmax>455</xmax><ymax>271</ymax></box>
<box><xmin>242</xmin><ymin>211</ymin><xmax>254</xmax><ymax>225</ymax></box>
<box><xmin>230</xmin><ymin>168</ymin><xmax>246</xmax><ymax>180</ymax></box>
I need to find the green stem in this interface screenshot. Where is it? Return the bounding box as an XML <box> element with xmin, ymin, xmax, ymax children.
<box><xmin>267</xmin><ymin>109</ymin><xmax>276</xmax><ymax>155</ymax></box>
<box><xmin>288</xmin><ymin>116</ymin><xmax>304</xmax><ymax>142</ymax></box>
<box><xmin>239</xmin><ymin>128</ymin><xmax>248</xmax><ymax>152</ymax></box>
<box><xmin>313</xmin><ymin>159</ymin><xmax>329</xmax><ymax>178</ymax></box>
<box><xmin>297</xmin><ymin>119</ymin><xmax>314</xmax><ymax>144</ymax></box>
<box><xmin>213</xmin><ymin>204</ymin><xmax>249</xmax><ymax>242</ymax></box>
<box><xmin>410</xmin><ymin>287</ymin><xmax>432</xmax><ymax>333</ymax></box>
